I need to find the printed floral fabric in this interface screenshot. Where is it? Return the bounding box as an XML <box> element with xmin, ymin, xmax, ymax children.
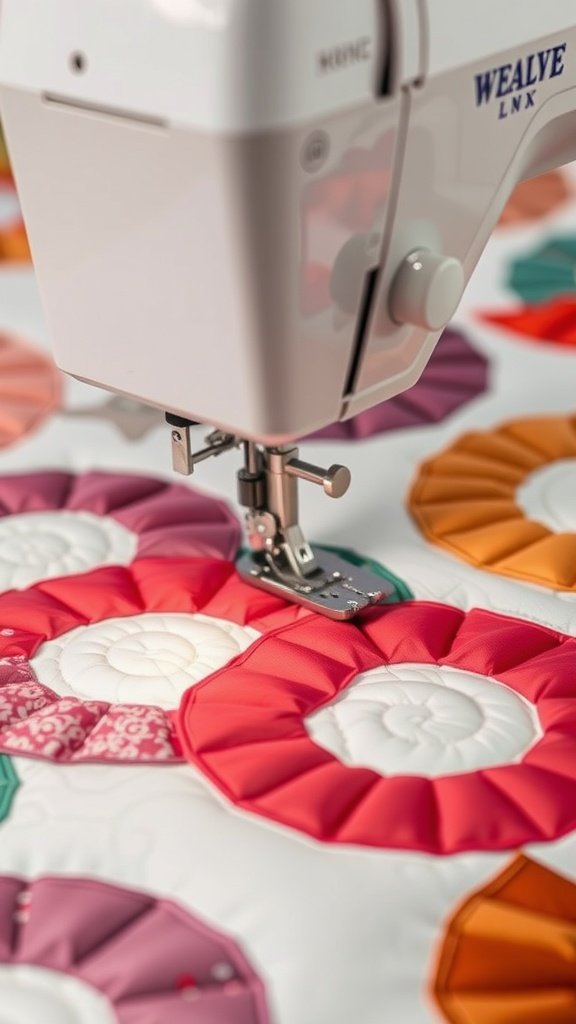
<box><xmin>178</xmin><ymin>602</ymin><xmax>576</xmax><ymax>854</ymax></box>
<box><xmin>409</xmin><ymin>415</ymin><xmax>576</xmax><ymax>590</ymax></box>
<box><xmin>432</xmin><ymin>855</ymin><xmax>576</xmax><ymax>1023</ymax></box>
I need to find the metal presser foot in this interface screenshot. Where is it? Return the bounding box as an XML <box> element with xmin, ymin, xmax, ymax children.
<box><xmin>167</xmin><ymin>417</ymin><xmax>394</xmax><ymax>620</ymax></box>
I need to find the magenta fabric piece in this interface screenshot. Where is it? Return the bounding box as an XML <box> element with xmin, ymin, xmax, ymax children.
<box><xmin>0</xmin><ymin>470</ymin><xmax>241</xmax><ymax>561</ymax></box>
<box><xmin>0</xmin><ymin>874</ymin><xmax>270</xmax><ymax>1023</ymax></box>
<box><xmin>309</xmin><ymin>328</ymin><xmax>489</xmax><ymax>441</ymax></box>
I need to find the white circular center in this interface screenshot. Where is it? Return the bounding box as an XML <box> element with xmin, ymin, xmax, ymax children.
<box><xmin>0</xmin><ymin>965</ymin><xmax>117</xmax><ymax>1024</ymax></box>
<box><xmin>0</xmin><ymin>511</ymin><xmax>138</xmax><ymax>589</ymax></box>
<box><xmin>306</xmin><ymin>663</ymin><xmax>541</xmax><ymax>778</ymax></box>
<box><xmin>31</xmin><ymin>612</ymin><xmax>260</xmax><ymax>709</ymax></box>
<box><xmin>517</xmin><ymin>459</ymin><xmax>576</xmax><ymax>534</ymax></box>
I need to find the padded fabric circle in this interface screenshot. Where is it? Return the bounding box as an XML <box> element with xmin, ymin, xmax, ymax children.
<box><xmin>0</xmin><ymin>875</ymin><xmax>269</xmax><ymax>1023</ymax></box>
<box><xmin>0</xmin><ymin>470</ymin><xmax>241</xmax><ymax>590</ymax></box>
<box><xmin>309</xmin><ymin>329</ymin><xmax>488</xmax><ymax>440</ymax></box>
<box><xmin>0</xmin><ymin>511</ymin><xmax>137</xmax><ymax>590</ymax></box>
<box><xmin>432</xmin><ymin>855</ymin><xmax>576</xmax><ymax>1024</ymax></box>
<box><xmin>33</xmin><ymin>612</ymin><xmax>259</xmax><ymax>710</ymax></box>
<box><xmin>0</xmin><ymin>333</ymin><xmax>61</xmax><ymax>448</ymax></box>
<box><xmin>0</xmin><ymin>558</ymin><xmax>300</xmax><ymax>764</ymax></box>
<box><xmin>177</xmin><ymin>602</ymin><xmax>576</xmax><ymax>854</ymax></box>
<box><xmin>306</xmin><ymin>663</ymin><xmax>540</xmax><ymax>778</ymax></box>
<box><xmin>409</xmin><ymin>415</ymin><xmax>576</xmax><ymax>591</ymax></box>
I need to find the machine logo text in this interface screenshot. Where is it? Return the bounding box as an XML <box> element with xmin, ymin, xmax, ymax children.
<box><xmin>474</xmin><ymin>43</ymin><xmax>567</xmax><ymax>119</ymax></box>
<box><xmin>318</xmin><ymin>38</ymin><xmax>371</xmax><ymax>74</ymax></box>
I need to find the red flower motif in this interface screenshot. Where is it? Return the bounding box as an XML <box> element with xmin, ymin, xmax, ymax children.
<box><xmin>0</xmin><ymin>558</ymin><xmax>302</xmax><ymax>764</ymax></box>
<box><xmin>177</xmin><ymin>602</ymin><xmax>576</xmax><ymax>854</ymax></box>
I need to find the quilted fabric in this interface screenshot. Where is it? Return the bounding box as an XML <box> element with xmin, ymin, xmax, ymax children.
<box><xmin>0</xmin><ymin>470</ymin><xmax>242</xmax><ymax>586</ymax></box>
<box><xmin>177</xmin><ymin>602</ymin><xmax>576</xmax><ymax>853</ymax></box>
<box><xmin>482</xmin><ymin>296</ymin><xmax>576</xmax><ymax>346</ymax></box>
<box><xmin>432</xmin><ymin>855</ymin><xmax>576</xmax><ymax>1023</ymax></box>
<box><xmin>409</xmin><ymin>414</ymin><xmax>576</xmax><ymax>591</ymax></box>
<box><xmin>0</xmin><ymin>875</ymin><xmax>269</xmax><ymax>1023</ymax></box>
<box><xmin>506</xmin><ymin>235</ymin><xmax>576</xmax><ymax>304</ymax></box>
<box><xmin>306</xmin><ymin>663</ymin><xmax>540</xmax><ymax>777</ymax></box>
<box><xmin>0</xmin><ymin>558</ymin><xmax>299</xmax><ymax>763</ymax></box>
<box><xmin>1</xmin><ymin>161</ymin><xmax>576</xmax><ymax>1023</ymax></box>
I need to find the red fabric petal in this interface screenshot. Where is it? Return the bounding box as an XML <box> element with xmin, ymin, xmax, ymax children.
<box><xmin>177</xmin><ymin>603</ymin><xmax>576</xmax><ymax>853</ymax></box>
<box><xmin>481</xmin><ymin>297</ymin><xmax>576</xmax><ymax>346</ymax></box>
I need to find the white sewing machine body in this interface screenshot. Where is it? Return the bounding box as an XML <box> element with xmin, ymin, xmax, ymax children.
<box><xmin>1</xmin><ymin>0</ymin><xmax>576</xmax><ymax>443</ymax></box>
<box><xmin>1</xmin><ymin>1</ymin><xmax>576</xmax><ymax>619</ymax></box>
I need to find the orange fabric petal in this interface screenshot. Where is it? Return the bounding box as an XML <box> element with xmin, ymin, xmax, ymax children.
<box><xmin>409</xmin><ymin>415</ymin><xmax>576</xmax><ymax>591</ymax></box>
<box><xmin>412</xmin><ymin>499</ymin><xmax>522</xmax><ymax>538</ymax></box>
<box><xmin>498</xmin><ymin>533</ymin><xmax>576</xmax><ymax>589</ymax></box>
<box><xmin>0</xmin><ymin>223</ymin><xmax>30</xmax><ymax>262</ymax></box>
<box><xmin>503</xmin><ymin>416</ymin><xmax>576</xmax><ymax>461</ymax></box>
<box><xmin>410</xmin><ymin>476</ymin><xmax>520</xmax><ymax>503</ymax></box>
<box><xmin>444</xmin><ymin>519</ymin><xmax>550</xmax><ymax>567</ymax></box>
<box><xmin>433</xmin><ymin>856</ymin><xmax>576</xmax><ymax>1024</ymax></box>
<box><xmin>451</xmin><ymin>430</ymin><xmax>548</xmax><ymax>472</ymax></box>
<box><xmin>417</xmin><ymin>451</ymin><xmax>530</xmax><ymax>486</ymax></box>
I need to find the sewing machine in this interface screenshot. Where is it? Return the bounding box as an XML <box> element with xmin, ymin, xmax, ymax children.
<box><xmin>0</xmin><ymin>0</ymin><xmax>575</xmax><ymax>618</ymax></box>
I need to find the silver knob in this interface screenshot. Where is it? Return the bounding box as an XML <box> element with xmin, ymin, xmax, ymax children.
<box><xmin>286</xmin><ymin>459</ymin><xmax>351</xmax><ymax>499</ymax></box>
<box><xmin>389</xmin><ymin>249</ymin><xmax>465</xmax><ymax>331</ymax></box>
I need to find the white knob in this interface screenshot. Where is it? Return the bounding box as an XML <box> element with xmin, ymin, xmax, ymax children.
<box><xmin>389</xmin><ymin>249</ymin><xmax>465</xmax><ymax>331</ymax></box>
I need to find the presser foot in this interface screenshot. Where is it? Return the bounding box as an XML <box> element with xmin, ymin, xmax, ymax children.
<box><xmin>236</xmin><ymin>547</ymin><xmax>392</xmax><ymax>620</ymax></box>
<box><xmin>166</xmin><ymin>420</ymin><xmax>391</xmax><ymax>619</ymax></box>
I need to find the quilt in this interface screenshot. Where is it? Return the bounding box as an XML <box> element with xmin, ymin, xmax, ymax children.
<box><xmin>0</xmin><ymin>157</ymin><xmax>575</xmax><ymax>1024</ymax></box>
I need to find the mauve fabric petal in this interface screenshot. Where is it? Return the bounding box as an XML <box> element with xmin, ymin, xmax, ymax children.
<box><xmin>309</xmin><ymin>329</ymin><xmax>488</xmax><ymax>440</ymax></box>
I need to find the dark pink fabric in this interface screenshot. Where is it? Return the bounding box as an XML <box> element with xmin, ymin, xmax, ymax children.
<box><xmin>0</xmin><ymin>470</ymin><xmax>241</xmax><ymax>561</ymax></box>
<box><xmin>0</xmin><ymin>874</ymin><xmax>269</xmax><ymax>1023</ymax></box>
<box><xmin>309</xmin><ymin>329</ymin><xmax>489</xmax><ymax>440</ymax></box>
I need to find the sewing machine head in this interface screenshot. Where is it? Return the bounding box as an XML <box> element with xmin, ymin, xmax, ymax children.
<box><xmin>1</xmin><ymin>0</ymin><xmax>575</xmax><ymax>616</ymax></box>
